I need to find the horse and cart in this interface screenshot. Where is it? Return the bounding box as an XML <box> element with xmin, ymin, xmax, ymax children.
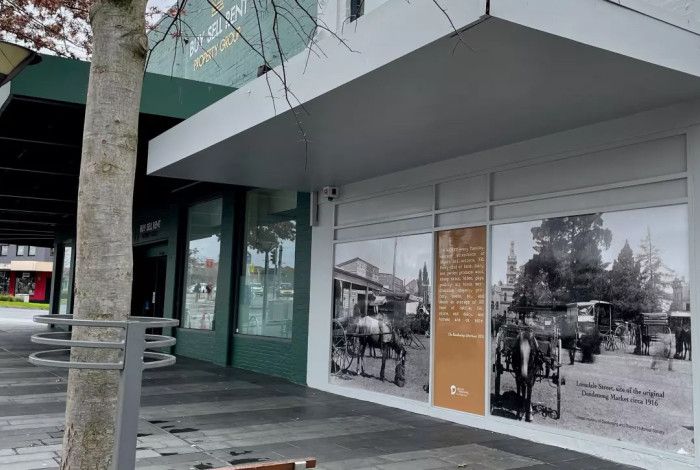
<box><xmin>493</xmin><ymin>309</ymin><xmax>563</xmax><ymax>422</ymax></box>
<box><xmin>332</xmin><ymin>293</ymin><xmax>427</xmax><ymax>387</ymax></box>
<box><xmin>492</xmin><ymin>301</ymin><xmax>614</xmax><ymax>421</ymax></box>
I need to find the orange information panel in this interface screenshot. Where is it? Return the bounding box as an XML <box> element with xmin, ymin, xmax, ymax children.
<box><xmin>433</xmin><ymin>226</ymin><xmax>486</xmax><ymax>415</ymax></box>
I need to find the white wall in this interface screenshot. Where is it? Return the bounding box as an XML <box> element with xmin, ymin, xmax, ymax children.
<box><xmin>308</xmin><ymin>98</ymin><xmax>700</xmax><ymax>470</ymax></box>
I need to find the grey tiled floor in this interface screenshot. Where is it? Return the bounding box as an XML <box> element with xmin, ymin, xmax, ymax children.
<box><xmin>0</xmin><ymin>309</ymin><xmax>639</xmax><ymax>470</ymax></box>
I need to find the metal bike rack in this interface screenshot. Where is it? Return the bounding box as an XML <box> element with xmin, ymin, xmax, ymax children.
<box><xmin>29</xmin><ymin>314</ymin><xmax>179</xmax><ymax>470</ymax></box>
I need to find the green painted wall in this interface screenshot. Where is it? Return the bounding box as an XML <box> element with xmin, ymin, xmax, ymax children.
<box><xmin>147</xmin><ymin>0</ymin><xmax>317</xmax><ymax>89</ymax></box>
<box><xmin>11</xmin><ymin>54</ymin><xmax>232</xmax><ymax>119</ymax></box>
<box><xmin>230</xmin><ymin>192</ymin><xmax>310</xmax><ymax>384</ymax></box>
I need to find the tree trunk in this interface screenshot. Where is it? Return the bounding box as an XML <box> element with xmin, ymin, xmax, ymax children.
<box><xmin>61</xmin><ymin>0</ymin><xmax>147</xmax><ymax>468</ymax></box>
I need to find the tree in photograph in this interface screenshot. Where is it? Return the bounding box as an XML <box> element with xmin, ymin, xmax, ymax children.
<box><xmin>637</xmin><ymin>227</ymin><xmax>671</xmax><ymax>312</ymax></box>
<box><xmin>417</xmin><ymin>262</ymin><xmax>430</xmax><ymax>304</ymax></box>
<box><xmin>609</xmin><ymin>240</ymin><xmax>644</xmax><ymax>320</ymax></box>
<box><xmin>514</xmin><ymin>214</ymin><xmax>612</xmax><ymax>306</ymax></box>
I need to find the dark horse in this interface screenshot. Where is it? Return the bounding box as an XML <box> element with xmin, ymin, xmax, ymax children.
<box><xmin>509</xmin><ymin>329</ymin><xmax>541</xmax><ymax>422</ymax></box>
<box><xmin>680</xmin><ymin>326</ymin><xmax>692</xmax><ymax>360</ymax></box>
<box><xmin>355</xmin><ymin>315</ymin><xmax>407</xmax><ymax>386</ymax></box>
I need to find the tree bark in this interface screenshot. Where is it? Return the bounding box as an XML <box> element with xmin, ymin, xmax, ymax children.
<box><xmin>61</xmin><ymin>0</ymin><xmax>147</xmax><ymax>468</ymax></box>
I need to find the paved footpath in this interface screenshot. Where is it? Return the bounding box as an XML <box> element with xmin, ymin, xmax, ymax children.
<box><xmin>0</xmin><ymin>308</ymin><xmax>639</xmax><ymax>470</ymax></box>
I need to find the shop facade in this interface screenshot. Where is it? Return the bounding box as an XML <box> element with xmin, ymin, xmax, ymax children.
<box><xmin>145</xmin><ymin>0</ymin><xmax>700</xmax><ymax>467</ymax></box>
<box><xmin>50</xmin><ymin>184</ymin><xmax>312</xmax><ymax>382</ymax></box>
<box><xmin>128</xmin><ymin>186</ymin><xmax>312</xmax><ymax>380</ymax></box>
<box><xmin>0</xmin><ymin>245</ymin><xmax>54</xmax><ymax>302</ymax></box>
<box><xmin>306</xmin><ymin>102</ymin><xmax>700</xmax><ymax>469</ymax></box>
<box><xmin>0</xmin><ymin>21</ymin><xmax>315</xmax><ymax>381</ymax></box>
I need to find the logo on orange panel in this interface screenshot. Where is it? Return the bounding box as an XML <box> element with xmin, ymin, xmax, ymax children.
<box><xmin>449</xmin><ymin>385</ymin><xmax>470</xmax><ymax>398</ymax></box>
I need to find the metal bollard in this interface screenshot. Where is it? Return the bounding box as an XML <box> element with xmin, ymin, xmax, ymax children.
<box><xmin>28</xmin><ymin>314</ymin><xmax>179</xmax><ymax>470</ymax></box>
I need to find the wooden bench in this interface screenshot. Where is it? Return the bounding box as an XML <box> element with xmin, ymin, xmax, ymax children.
<box><xmin>216</xmin><ymin>457</ymin><xmax>316</xmax><ymax>470</ymax></box>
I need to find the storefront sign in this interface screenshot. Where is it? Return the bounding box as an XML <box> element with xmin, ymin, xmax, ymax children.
<box><xmin>139</xmin><ymin>219</ymin><xmax>162</xmax><ymax>239</ymax></box>
<box><xmin>434</xmin><ymin>226</ymin><xmax>487</xmax><ymax>415</ymax></box>
<box><xmin>146</xmin><ymin>0</ymin><xmax>317</xmax><ymax>88</ymax></box>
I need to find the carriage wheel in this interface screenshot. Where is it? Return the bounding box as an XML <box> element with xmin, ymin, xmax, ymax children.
<box><xmin>331</xmin><ymin>336</ymin><xmax>349</xmax><ymax>372</ymax></box>
<box><xmin>331</xmin><ymin>328</ymin><xmax>352</xmax><ymax>373</ymax></box>
<box><xmin>555</xmin><ymin>364</ymin><xmax>562</xmax><ymax>419</ymax></box>
<box><xmin>556</xmin><ymin>339</ymin><xmax>562</xmax><ymax>419</ymax></box>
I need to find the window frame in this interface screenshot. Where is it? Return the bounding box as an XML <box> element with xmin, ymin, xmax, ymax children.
<box><xmin>234</xmin><ymin>190</ymin><xmax>299</xmax><ymax>340</ymax></box>
<box><xmin>349</xmin><ymin>0</ymin><xmax>364</xmax><ymax>22</ymax></box>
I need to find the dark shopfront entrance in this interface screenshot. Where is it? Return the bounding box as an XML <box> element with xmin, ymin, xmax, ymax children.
<box><xmin>132</xmin><ymin>243</ymin><xmax>167</xmax><ymax>318</ymax></box>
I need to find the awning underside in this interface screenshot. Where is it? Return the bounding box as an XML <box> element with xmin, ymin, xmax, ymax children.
<box><xmin>149</xmin><ymin>17</ymin><xmax>700</xmax><ymax>191</ymax></box>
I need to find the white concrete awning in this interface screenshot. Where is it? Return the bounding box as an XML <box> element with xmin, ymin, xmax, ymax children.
<box><xmin>147</xmin><ymin>0</ymin><xmax>700</xmax><ymax>191</ymax></box>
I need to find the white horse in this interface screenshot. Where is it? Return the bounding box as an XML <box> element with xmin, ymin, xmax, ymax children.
<box><xmin>354</xmin><ymin>315</ymin><xmax>406</xmax><ymax>386</ymax></box>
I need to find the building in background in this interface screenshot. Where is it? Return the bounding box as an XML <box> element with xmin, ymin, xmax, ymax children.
<box><xmin>0</xmin><ymin>245</ymin><xmax>53</xmax><ymax>302</ymax></box>
<box><xmin>491</xmin><ymin>241</ymin><xmax>517</xmax><ymax>317</ymax></box>
<box><xmin>378</xmin><ymin>272</ymin><xmax>404</xmax><ymax>293</ymax></box>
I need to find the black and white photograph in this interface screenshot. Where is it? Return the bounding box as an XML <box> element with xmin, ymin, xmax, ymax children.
<box><xmin>490</xmin><ymin>204</ymin><xmax>693</xmax><ymax>454</ymax></box>
<box><xmin>330</xmin><ymin>233</ymin><xmax>432</xmax><ymax>401</ymax></box>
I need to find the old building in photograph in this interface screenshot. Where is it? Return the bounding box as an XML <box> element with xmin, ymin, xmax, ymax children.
<box><xmin>491</xmin><ymin>241</ymin><xmax>517</xmax><ymax>318</ymax></box>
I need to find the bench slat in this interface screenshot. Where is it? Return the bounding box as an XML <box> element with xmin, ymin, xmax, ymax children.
<box><xmin>216</xmin><ymin>457</ymin><xmax>316</xmax><ymax>470</ymax></box>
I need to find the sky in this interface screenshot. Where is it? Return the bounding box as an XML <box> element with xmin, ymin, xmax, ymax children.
<box><xmin>491</xmin><ymin>204</ymin><xmax>689</xmax><ymax>286</ymax></box>
<box><xmin>335</xmin><ymin>233</ymin><xmax>433</xmax><ymax>283</ymax></box>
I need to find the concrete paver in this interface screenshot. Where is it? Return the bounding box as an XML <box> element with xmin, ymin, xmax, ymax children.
<box><xmin>0</xmin><ymin>309</ymin><xmax>639</xmax><ymax>470</ymax></box>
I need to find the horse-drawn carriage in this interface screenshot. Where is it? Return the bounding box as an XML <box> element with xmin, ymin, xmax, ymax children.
<box><xmin>493</xmin><ymin>315</ymin><xmax>563</xmax><ymax>421</ymax></box>
<box><xmin>634</xmin><ymin>312</ymin><xmax>672</xmax><ymax>355</ymax></box>
<box><xmin>331</xmin><ymin>311</ymin><xmax>409</xmax><ymax>386</ymax></box>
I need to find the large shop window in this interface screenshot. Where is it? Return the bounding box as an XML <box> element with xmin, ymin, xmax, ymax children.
<box><xmin>182</xmin><ymin>198</ymin><xmax>222</xmax><ymax>330</ymax></box>
<box><xmin>59</xmin><ymin>246</ymin><xmax>72</xmax><ymax>315</ymax></box>
<box><xmin>237</xmin><ymin>190</ymin><xmax>298</xmax><ymax>339</ymax></box>
<box><xmin>490</xmin><ymin>204</ymin><xmax>692</xmax><ymax>455</ymax></box>
<box><xmin>330</xmin><ymin>233</ymin><xmax>433</xmax><ymax>402</ymax></box>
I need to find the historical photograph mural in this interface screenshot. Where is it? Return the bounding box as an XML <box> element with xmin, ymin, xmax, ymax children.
<box><xmin>330</xmin><ymin>233</ymin><xmax>432</xmax><ymax>402</ymax></box>
<box><xmin>490</xmin><ymin>204</ymin><xmax>693</xmax><ymax>454</ymax></box>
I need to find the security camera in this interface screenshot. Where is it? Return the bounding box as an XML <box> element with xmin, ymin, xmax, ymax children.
<box><xmin>322</xmin><ymin>186</ymin><xmax>339</xmax><ymax>201</ymax></box>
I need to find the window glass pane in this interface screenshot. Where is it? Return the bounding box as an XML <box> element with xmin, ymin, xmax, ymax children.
<box><xmin>237</xmin><ymin>190</ymin><xmax>297</xmax><ymax>339</ymax></box>
<box><xmin>330</xmin><ymin>233</ymin><xmax>432</xmax><ymax>402</ymax></box>
<box><xmin>16</xmin><ymin>246</ymin><xmax>26</xmax><ymax>256</ymax></box>
<box><xmin>182</xmin><ymin>198</ymin><xmax>222</xmax><ymax>330</ymax></box>
<box><xmin>489</xmin><ymin>204</ymin><xmax>692</xmax><ymax>454</ymax></box>
<box><xmin>0</xmin><ymin>245</ymin><xmax>8</xmax><ymax>256</ymax></box>
<box><xmin>28</xmin><ymin>246</ymin><xmax>36</xmax><ymax>256</ymax></box>
<box><xmin>59</xmin><ymin>246</ymin><xmax>72</xmax><ymax>315</ymax></box>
